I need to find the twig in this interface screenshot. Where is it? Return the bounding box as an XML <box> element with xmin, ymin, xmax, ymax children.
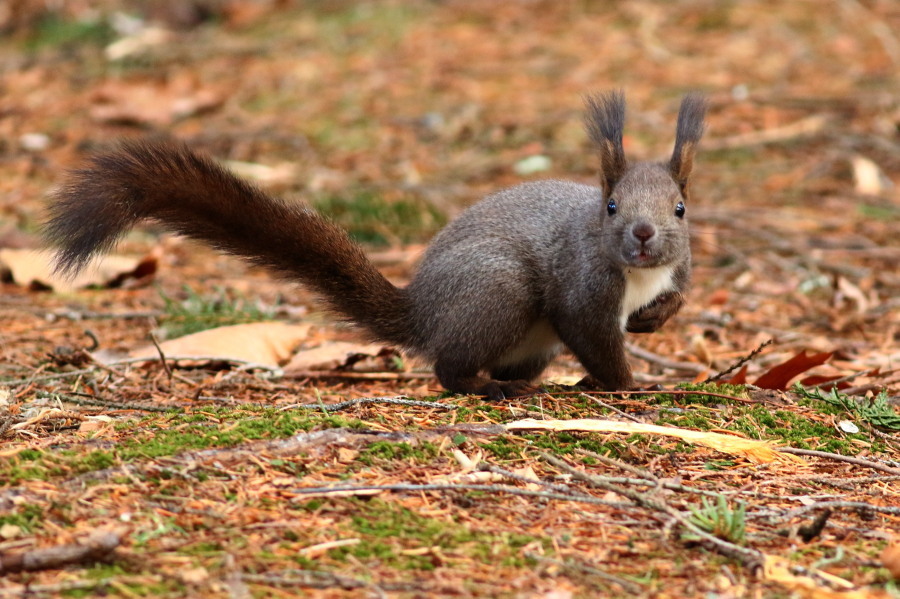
<box><xmin>3</xmin><ymin>367</ymin><xmax>99</xmax><ymax>387</ymax></box>
<box><xmin>479</xmin><ymin>463</ymin><xmax>579</xmax><ymax>495</ymax></box>
<box><xmin>0</xmin><ymin>578</ymin><xmax>116</xmax><ymax>598</ymax></box>
<box><xmin>240</xmin><ymin>570</ymin><xmax>370</xmax><ymax>591</ymax></box>
<box><xmin>35</xmin><ymin>390</ymin><xmax>174</xmax><ymax>413</ymax></box>
<box><xmin>704</xmin><ymin>339</ymin><xmax>773</xmax><ymax>383</ymax></box>
<box><xmin>783</xmin><ymin>501</ymin><xmax>900</xmax><ymax>519</ymax></box>
<box><xmin>283</xmin><ymin>370</ymin><xmax>433</xmax><ymax>381</ymax></box>
<box><xmin>626</xmin><ymin>343</ymin><xmax>706</xmax><ymax>374</ymax></box>
<box><xmin>107</xmin><ymin>355</ymin><xmax>284</xmax><ymax>375</ymax></box>
<box><xmin>289</xmin><ymin>483</ymin><xmax>631</xmax><ymax>509</ymax></box>
<box><xmin>703</xmin><ymin>114</ymin><xmax>828</xmax><ymax>151</ymax></box>
<box><xmin>149</xmin><ymin>333</ymin><xmax>173</xmax><ymax>381</ymax></box>
<box><xmin>582</xmin><ymin>393</ymin><xmax>642</xmax><ymax>422</ymax></box>
<box><xmin>241</xmin><ymin>569</ymin><xmax>424</xmax><ymax>593</ymax></box>
<box><xmin>554</xmin><ymin>389</ymin><xmax>762</xmax><ymax>404</ymax></box>
<box><xmin>0</xmin><ymin>530</ymin><xmax>122</xmax><ymax>574</ymax></box>
<box><xmin>539</xmin><ymin>452</ymin><xmax>765</xmax><ymax>569</ymax></box>
<box><xmin>290</xmin><ymin>396</ymin><xmax>455</xmax><ymax>412</ymax></box>
<box><xmin>525</xmin><ymin>553</ymin><xmax>644</xmax><ymax>595</ymax></box>
<box><xmin>777</xmin><ymin>447</ymin><xmax>900</xmax><ymax>476</ymax></box>
<box><xmin>574</xmin><ymin>448</ymin><xmax>657</xmax><ymax>481</ymax></box>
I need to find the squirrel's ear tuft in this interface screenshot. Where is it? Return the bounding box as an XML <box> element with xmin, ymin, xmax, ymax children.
<box><xmin>584</xmin><ymin>91</ymin><xmax>627</xmax><ymax>198</ymax></box>
<box><xmin>669</xmin><ymin>93</ymin><xmax>708</xmax><ymax>194</ymax></box>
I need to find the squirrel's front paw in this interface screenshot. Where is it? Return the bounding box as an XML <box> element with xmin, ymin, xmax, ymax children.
<box><xmin>626</xmin><ymin>292</ymin><xmax>684</xmax><ymax>333</ymax></box>
<box><xmin>574</xmin><ymin>375</ymin><xmax>636</xmax><ymax>392</ymax></box>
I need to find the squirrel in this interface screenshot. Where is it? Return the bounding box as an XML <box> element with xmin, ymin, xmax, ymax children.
<box><xmin>44</xmin><ymin>91</ymin><xmax>707</xmax><ymax>400</ymax></box>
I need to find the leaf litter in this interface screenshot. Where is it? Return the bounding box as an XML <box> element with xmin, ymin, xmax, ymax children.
<box><xmin>1</xmin><ymin>1</ymin><xmax>899</xmax><ymax>597</ymax></box>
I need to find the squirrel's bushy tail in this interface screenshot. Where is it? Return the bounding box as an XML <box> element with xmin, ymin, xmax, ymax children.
<box><xmin>44</xmin><ymin>139</ymin><xmax>412</xmax><ymax>345</ymax></box>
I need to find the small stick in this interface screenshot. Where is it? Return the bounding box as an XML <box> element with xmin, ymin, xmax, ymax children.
<box><xmin>0</xmin><ymin>530</ymin><xmax>121</xmax><ymax>574</ymax></box>
<box><xmin>777</xmin><ymin>447</ymin><xmax>900</xmax><ymax>476</ymax></box>
<box><xmin>582</xmin><ymin>393</ymin><xmax>642</xmax><ymax>422</ymax></box>
<box><xmin>290</xmin><ymin>396</ymin><xmax>455</xmax><ymax>412</ymax></box>
<box><xmin>149</xmin><ymin>333</ymin><xmax>173</xmax><ymax>381</ymax></box>
<box><xmin>703</xmin><ymin>339</ymin><xmax>773</xmax><ymax>383</ymax></box>
<box><xmin>626</xmin><ymin>343</ymin><xmax>706</xmax><ymax>374</ymax></box>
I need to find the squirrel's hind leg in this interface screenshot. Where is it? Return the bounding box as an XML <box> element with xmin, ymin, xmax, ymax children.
<box><xmin>489</xmin><ymin>355</ymin><xmax>551</xmax><ymax>385</ymax></box>
<box><xmin>435</xmin><ymin>358</ymin><xmax>540</xmax><ymax>401</ymax></box>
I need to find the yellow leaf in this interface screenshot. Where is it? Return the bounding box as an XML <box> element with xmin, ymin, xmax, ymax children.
<box><xmin>505</xmin><ymin>418</ymin><xmax>805</xmax><ymax>465</ymax></box>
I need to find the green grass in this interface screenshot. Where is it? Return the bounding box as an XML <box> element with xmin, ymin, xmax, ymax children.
<box><xmin>22</xmin><ymin>14</ymin><xmax>114</xmax><ymax>52</ymax></box>
<box><xmin>314</xmin><ymin>189</ymin><xmax>446</xmax><ymax>245</ymax></box>
<box><xmin>0</xmin><ymin>407</ymin><xmax>359</xmax><ymax>487</ymax></box>
<box><xmin>332</xmin><ymin>499</ymin><xmax>546</xmax><ymax>570</ymax></box>
<box><xmin>158</xmin><ymin>285</ymin><xmax>276</xmax><ymax>338</ymax></box>
<box><xmin>357</xmin><ymin>440</ymin><xmax>439</xmax><ymax>466</ymax></box>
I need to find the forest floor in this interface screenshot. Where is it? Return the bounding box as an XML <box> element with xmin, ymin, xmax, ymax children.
<box><xmin>1</xmin><ymin>1</ymin><xmax>899</xmax><ymax>597</ymax></box>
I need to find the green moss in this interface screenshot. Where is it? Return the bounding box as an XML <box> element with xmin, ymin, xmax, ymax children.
<box><xmin>0</xmin><ymin>503</ymin><xmax>45</xmax><ymax>533</ymax></box>
<box><xmin>357</xmin><ymin>440</ymin><xmax>438</xmax><ymax>466</ymax></box>
<box><xmin>313</xmin><ymin>189</ymin><xmax>445</xmax><ymax>245</ymax></box>
<box><xmin>334</xmin><ymin>499</ymin><xmax>547</xmax><ymax>570</ymax></box>
<box><xmin>0</xmin><ymin>408</ymin><xmax>358</xmax><ymax>487</ymax></box>
<box><xmin>158</xmin><ymin>285</ymin><xmax>275</xmax><ymax>338</ymax></box>
<box><xmin>23</xmin><ymin>14</ymin><xmax>114</xmax><ymax>52</ymax></box>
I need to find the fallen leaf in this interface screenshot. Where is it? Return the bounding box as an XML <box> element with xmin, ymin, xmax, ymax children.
<box><xmin>283</xmin><ymin>341</ymin><xmax>388</xmax><ymax>372</ymax></box>
<box><xmin>882</xmin><ymin>541</ymin><xmax>900</xmax><ymax>580</ymax></box>
<box><xmin>724</xmin><ymin>365</ymin><xmax>748</xmax><ymax>385</ymax></box>
<box><xmin>129</xmin><ymin>322</ymin><xmax>312</xmax><ymax>368</ymax></box>
<box><xmin>0</xmin><ymin>249</ymin><xmax>157</xmax><ymax>292</ymax></box>
<box><xmin>851</xmin><ymin>155</ymin><xmax>892</xmax><ymax>196</ymax></box>
<box><xmin>506</xmin><ymin>419</ymin><xmax>805</xmax><ymax>465</ymax></box>
<box><xmin>753</xmin><ymin>351</ymin><xmax>833</xmax><ymax>390</ymax></box>
<box><xmin>89</xmin><ymin>76</ymin><xmax>223</xmax><ymax>126</ymax></box>
<box><xmin>178</xmin><ymin>567</ymin><xmax>210</xmax><ymax>585</ymax></box>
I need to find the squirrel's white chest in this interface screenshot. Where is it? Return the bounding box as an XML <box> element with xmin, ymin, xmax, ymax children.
<box><xmin>620</xmin><ymin>265</ymin><xmax>676</xmax><ymax>330</ymax></box>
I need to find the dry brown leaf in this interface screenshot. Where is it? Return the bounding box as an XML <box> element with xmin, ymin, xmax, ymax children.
<box><xmin>851</xmin><ymin>155</ymin><xmax>891</xmax><ymax>196</ymax></box>
<box><xmin>129</xmin><ymin>322</ymin><xmax>312</xmax><ymax>368</ymax></box>
<box><xmin>0</xmin><ymin>248</ymin><xmax>156</xmax><ymax>292</ymax></box>
<box><xmin>763</xmin><ymin>555</ymin><xmax>883</xmax><ymax>598</ymax></box>
<box><xmin>753</xmin><ymin>351</ymin><xmax>833</xmax><ymax>390</ymax></box>
<box><xmin>89</xmin><ymin>76</ymin><xmax>223</xmax><ymax>126</ymax></box>
<box><xmin>283</xmin><ymin>341</ymin><xmax>387</xmax><ymax>372</ymax></box>
<box><xmin>882</xmin><ymin>541</ymin><xmax>900</xmax><ymax>580</ymax></box>
<box><xmin>505</xmin><ymin>419</ymin><xmax>806</xmax><ymax>465</ymax></box>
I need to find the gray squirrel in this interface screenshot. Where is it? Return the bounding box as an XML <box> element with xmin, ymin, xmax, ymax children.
<box><xmin>45</xmin><ymin>91</ymin><xmax>707</xmax><ymax>399</ymax></box>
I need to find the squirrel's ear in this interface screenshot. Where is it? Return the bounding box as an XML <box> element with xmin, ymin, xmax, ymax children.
<box><xmin>584</xmin><ymin>91</ymin><xmax>627</xmax><ymax>198</ymax></box>
<box><xmin>669</xmin><ymin>93</ymin><xmax>708</xmax><ymax>193</ymax></box>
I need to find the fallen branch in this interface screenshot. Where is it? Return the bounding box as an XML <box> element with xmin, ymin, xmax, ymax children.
<box><xmin>703</xmin><ymin>114</ymin><xmax>828</xmax><ymax>151</ymax></box>
<box><xmin>290</xmin><ymin>395</ymin><xmax>455</xmax><ymax>412</ymax></box>
<box><xmin>289</xmin><ymin>482</ymin><xmax>631</xmax><ymax>509</ymax></box>
<box><xmin>626</xmin><ymin>343</ymin><xmax>706</xmax><ymax>374</ymax></box>
<box><xmin>777</xmin><ymin>447</ymin><xmax>900</xmax><ymax>476</ymax></box>
<box><xmin>539</xmin><ymin>452</ymin><xmax>765</xmax><ymax>569</ymax></box>
<box><xmin>283</xmin><ymin>370</ymin><xmax>433</xmax><ymax>381</ymax></box>
<box><xmin>0</xmin><ymin>530</ymin><xmax>122</xmax><ymax>574</ymax></box>
<box><xmin>704</xmin><ymin>339</ymin><xmax>773</xmax><ymax>383</ymax></box>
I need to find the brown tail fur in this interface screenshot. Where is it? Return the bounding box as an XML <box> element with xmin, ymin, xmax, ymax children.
<box><xmin>44</xmin><ymin>139</ymin><xmax>412</xmax><ymax>345</ymax></box>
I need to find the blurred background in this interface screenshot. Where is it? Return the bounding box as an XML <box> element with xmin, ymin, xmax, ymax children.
<box><xmin>1</xmin><ymin>0</ymin><xmax>898</xmax><ymax>379</ymax></box>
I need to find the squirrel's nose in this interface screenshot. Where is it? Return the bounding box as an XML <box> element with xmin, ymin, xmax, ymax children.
<box><xmin>631</xmin><ymin>222</ymin><xmax>656</xmax><ymax>244</ymax></box>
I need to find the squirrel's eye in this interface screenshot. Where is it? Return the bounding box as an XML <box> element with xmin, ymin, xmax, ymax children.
<box><xmin>606</xmin><ymin>199</ymin><xmax>617</xmax><ymax>216</ymax></box>
<box><xmin>675</xmin><ymin>201</ymin><xmax>686</xmax><ymax>218</ymax></box>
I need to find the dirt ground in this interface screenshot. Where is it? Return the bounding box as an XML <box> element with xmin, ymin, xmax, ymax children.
<box><xmin>1</xmin><ymin>1</ymin><xmax>899</xmax><ymax>597</ymax></box>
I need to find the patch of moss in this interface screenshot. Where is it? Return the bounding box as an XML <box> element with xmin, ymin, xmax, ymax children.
<box><xmin>334</xmin><ymin>499</ymin><xmax>547</xmax><ymax>570</ymax></box>
<box><xmin>23</xmin><ymin>14</ymin><xmax>114</xmax><ymax>52</ymax></box>
<box><xmin>478</xmin><ymin>437</ymin><xmax>521</xmax><ymax>460</ymax></box>
<box><xmin>0</xmin><ymin>408</ymin><xmax>359</xmax><ymax>487</ymax></box>
<box><xmin>313</xmin><ymin>189</ymin><xmax>445</xmax><ymax>246</ymax></box>
<box><xmin>357</xmin><ymin>440</ymin><xmax>438</xmax><ymax>466</ymax></box>
<box><xmin>0</xmin><ymin>503</ymin><xmax>45</xmax><ymax>533</ymax></box>
<box><xmin>158</xmin><ymin>285</ymin><xmax>275</xmax><ymax>338</ymax></box>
